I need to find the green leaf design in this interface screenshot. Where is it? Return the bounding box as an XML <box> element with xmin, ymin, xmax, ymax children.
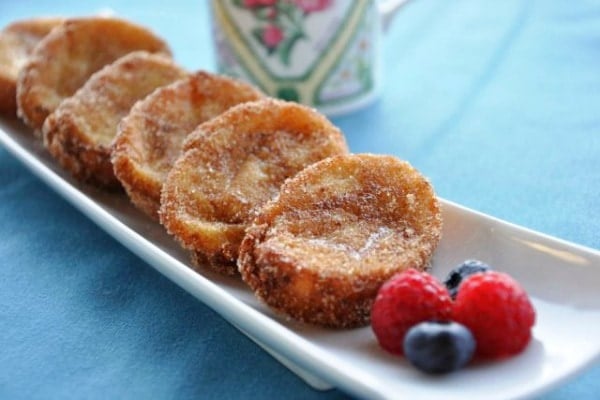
<box><xmin>277</xmin><ymin>2</ymin><xmax>297</xmax><ymax>20</ymax></box>
<box><xmin>254</xmin><ymin>6</ymin><xmax>275</xmax><ymax>21</ymax></box>
<box><xmin>276</xmin><ymin>2</ymin><xmax>305</xmax><ymax>31</ymax></box>
<box><xmin>277</xmin><ymin>31</ymin><xmax>304</xmax><ymax>66</ymax></box>
<box><xmin>251</xmin><ymin>27</ymin><xmax>263</xmax><ymax>42</ymax></box>
<box><xmin>251</xmin><ymin>27</ymin><xmax>265</xmax><ymax>47</ymax></box>
<box><xmin>232</xmin><ymin>0</ymin><xmax>245</xmax><ymax>8</ymax></box>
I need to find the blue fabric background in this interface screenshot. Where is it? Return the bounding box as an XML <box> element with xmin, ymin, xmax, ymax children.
<box><xmin>1</xmin><ymin>1</ymin><xmax>599</xmax><ymax>399</ymax></box>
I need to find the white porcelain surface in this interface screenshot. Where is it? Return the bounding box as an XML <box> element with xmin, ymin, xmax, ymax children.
<box><xmin>2</xmin><ymin>117</ymin><xmax>600</xmax><ymax>400</ymax></box>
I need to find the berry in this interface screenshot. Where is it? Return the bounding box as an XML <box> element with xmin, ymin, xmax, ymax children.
<box><xmin>403</xmin><ymin>321</ymin><xmax>476</xmax><ymax>374</ymax></box>
<box><xmin>371</xmin><ymin>269</ymin><xmax>453</xmax><ymax>356</ymax></box>
<box><xmin>444</xmin><ymin>259</ymin><xmax>491</xmax><ymax>299</ymax></box>
<box><xmin>452</xmin><ymin>271</ymin><xmax>536</xmax><ymax>358</ymax></box>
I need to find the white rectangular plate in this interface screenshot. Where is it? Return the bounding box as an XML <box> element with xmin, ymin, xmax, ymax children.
<box><xmin>2</xmin><ymin>116</ymin><xmax>600</xmax><ymax>400</ymax></box>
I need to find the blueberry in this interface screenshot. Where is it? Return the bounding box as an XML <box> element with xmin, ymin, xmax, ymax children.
<box><xmin>403</xmin><ymin>321</ymin><xmax>475</xmax><ymax>374</ymax></box>
<box><xmin>444</xmin><ymin>259</ymin><xmax>491</xmax><ymax>299</ymax></box>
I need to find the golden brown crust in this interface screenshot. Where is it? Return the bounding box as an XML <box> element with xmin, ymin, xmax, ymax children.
<box><xmin>111</xmin><ymin>71</ymin><xmax>264</xmax><ymax>219</ymax></box>
<box><xmin>42</xmin><ymin>51</ymin><xmax>186</xmax><ymax>188</ymax></box>
<box><xmin>238</xmin><ymin>153</ymin><xmax>442</xmax><ymax>328</ymax></box>
<box><xmin>16</xmin><ymin>16</ymin><xmax>171</xmax><ymax>134</ymax></box>
<box><xmin>0</xmin><ymin>17</ymin><xmax>63</xmax><ymax>115</ymax></box>
<box><xmin>159</xmin><ymin>98</ymin><xmax>349</xmax><ymax>275</ymax></box>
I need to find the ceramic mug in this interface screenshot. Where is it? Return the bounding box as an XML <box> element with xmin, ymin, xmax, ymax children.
<box><xmin>210</xmin><ymin>0</ymin><xmax>407</xmax><ymax>116</ymax></box>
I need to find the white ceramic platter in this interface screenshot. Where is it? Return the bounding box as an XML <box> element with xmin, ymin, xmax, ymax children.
<box><xmin>2</xmin><ymin>116</ymin><xmax>600</xmax><ymax>400</ymax></box>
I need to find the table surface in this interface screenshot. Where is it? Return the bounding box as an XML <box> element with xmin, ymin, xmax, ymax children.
<box><xmin>1</xmin><ymin>1</ymin><xmax>599</xmax><ymax>399</ymax></box>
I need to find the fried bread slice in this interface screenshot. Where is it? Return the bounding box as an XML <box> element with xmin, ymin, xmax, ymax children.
<box><xmin>17</xmin><ymin>17</ymin><xmax>170</xmax><ymax>134</ymax></box>
<box><xmin>112</xmin><ymin>71</ymin><xmax>263</xmax><ymax>219</ymax></box>
<box><xmin>0</xmin><ymin>17</ymin><xmax>63</xmax><ymax>115</ymax></box>
<box><xmin>42</xmin><ymin>51</ymin><xmax>186</xmax><ymax>188</ymax></box>
<box><xmin>238</xmin><ymin>154</ymin><xmax>442</xmax><ymax>328</ymax></box>
<box><xmin>159</xmin><ymin>98</ymin><xmax>349</xmax><ymax>275</ymax></box>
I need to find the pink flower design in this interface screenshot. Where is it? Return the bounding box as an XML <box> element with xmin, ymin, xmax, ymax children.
<box><xmin>243</xmin><ymin>0</ymin><xmax>277</xmax><ymax>7</ymax></box>
<box><xmin>235</xmin><ymin>0</ymin><xmax>332</xmax><ymax>64</ymax></box>
<box><xmin>262</xmin><ymin>24</ymin><xmax>284</xmax><ymax>48</ymax></box>
<box><xmin>294</xmin><ymin>0</ymin><xmax>333</xmax><ymax>13</ymax></box>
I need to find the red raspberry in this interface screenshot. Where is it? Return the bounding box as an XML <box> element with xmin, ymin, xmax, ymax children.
<box><xmin>452</xmin><ymin>271</ymin><xmax>536</xmax><ymax>359</ymax></box>
<box><xmin>371</xmin><ymin>269</ymin><xmax>453</xmax><ymax>356</ymax></box>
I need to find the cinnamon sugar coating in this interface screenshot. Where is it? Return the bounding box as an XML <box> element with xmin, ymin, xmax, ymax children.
<box><xmin>238</xmin><ymin>154</ymin><xmax>442</xmax><ymax>328</ymax></box>
<box><xmin>16</xmin><ymin>17</ymin><xmax>170</xmax><ymax>134</ymax></box>
<box><xmin>42</xmin><ymin>51</ymin><xmax>186</xmax><ymax>188</ymax></box>
<box><xmin>159</xmin><ymin>98</ymin><xmax>349</xmax><ymax>275</ymax></box>
<box><xmin>112</xmin><ymin>71</ymin><xmax>264</xmax><ymax>219</ymax></box>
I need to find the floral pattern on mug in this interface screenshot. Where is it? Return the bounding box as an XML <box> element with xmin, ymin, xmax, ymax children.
<box><xmin>233</xmin><ymin>0</ymin><xmax>333</xmax><ymax>65</ymax></box>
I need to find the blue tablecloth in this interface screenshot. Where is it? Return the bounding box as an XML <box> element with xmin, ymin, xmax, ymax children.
<box><xmin>1</xmin><ymin>1</ymin><xmax>598</xmax><ymax>399</ymax></box>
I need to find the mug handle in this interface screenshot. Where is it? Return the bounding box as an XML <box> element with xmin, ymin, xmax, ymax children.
<box><xmin>379</xmin><ymin>0</ymin><xmax>411</xmax><ymax>31</ymax></box>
